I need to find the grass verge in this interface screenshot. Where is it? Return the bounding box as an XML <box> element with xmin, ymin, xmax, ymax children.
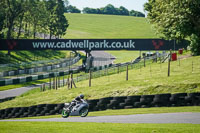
<box><xmin>0</xmin><ymin>122</ymin><xmax>199</xmax><ymax>133</ymax></box>
<box><xmin>0</xmin><ymin>55</ymin><xmax>199</xmax><ymax>109</ymax></box>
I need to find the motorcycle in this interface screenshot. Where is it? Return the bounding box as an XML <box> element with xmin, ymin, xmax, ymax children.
<box><xmin>61</xmin><ymin>99</ymin><xmax>89</xmax><ymax>118</ymax></box>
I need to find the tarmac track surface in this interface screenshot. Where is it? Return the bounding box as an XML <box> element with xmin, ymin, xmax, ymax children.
<box><xmin>1</xmin><ymin>113</ymin><xmax>200</xmax><ymax>124</ymax></box>
<box><xmin>0</xmin><ymin>85</ymin><xmax>39</xmax><ymax>99</ymax></box>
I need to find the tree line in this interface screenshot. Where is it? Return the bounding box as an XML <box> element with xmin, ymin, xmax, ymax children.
<box><xmin>0</xmin><ymin>0</ymin><xmax>69</xmax><ymax>40</ymax></box>
<box><xmin>144</xmin><ymin>0</ymin><xmax>200</xmax><ymax>55</ymax></box>
<box><xmin>65</xmin><ymin>4</ymin><xmax>145</xmax><ymax>17</ymax></box>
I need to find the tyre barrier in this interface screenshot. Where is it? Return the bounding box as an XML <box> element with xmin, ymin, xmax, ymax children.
<box><xmin>0</xmin><ymin>92</ymin><xmax>200</xmax><ymax>120</ymax></box>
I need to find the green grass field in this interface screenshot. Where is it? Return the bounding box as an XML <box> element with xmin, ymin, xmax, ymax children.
<box><xmin>64</xmin><ymin>13</ymin><xmax>158</xmax><ymax>39</ymax></box>
<box><xmin>0</xmin><ymin>122</ymin><xmax>199</xmax><ymax>133</ymax></box>
<box><xmin>107</xmin><ymin>50</ymin><xmax>140</xmax><ymax>63</ymax></box>
<box><xmin>0</xmin><ymin>54</ymin><xmax>199</xmax><ymax>110</ymax></box>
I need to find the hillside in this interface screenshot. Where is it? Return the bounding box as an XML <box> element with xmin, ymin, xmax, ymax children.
<box><xmin>0</xmin><ymin>55</ymin><xmax>199</xmax><ymax>109</ymax></box>
<box><xmin>63</xmin><ymin>13</ymin><xmax>158</xmax><ymax>39</ymax></box>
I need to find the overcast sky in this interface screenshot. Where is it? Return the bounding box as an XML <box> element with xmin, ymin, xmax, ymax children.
<box><xmin>68</xmin><ymin>0</ymin><xmax>148</xmax><ymax>13</ymax></box>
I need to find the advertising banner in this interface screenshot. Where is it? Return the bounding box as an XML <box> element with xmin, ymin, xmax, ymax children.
<box><xmin>0</xmin><ymin>39</ymin><xmax>188</xmax><ymax>51</ymax></box>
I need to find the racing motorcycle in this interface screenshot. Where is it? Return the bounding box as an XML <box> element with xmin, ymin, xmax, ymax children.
<box><xmin>61</xmin><ymin>99</ymin><xmax>89</xmax><ymax>118</ymax></box>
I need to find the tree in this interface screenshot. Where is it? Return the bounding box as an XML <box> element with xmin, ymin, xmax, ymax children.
<box><xmin>2</xmin><ymin>0</ymin><xmax>24</xmax><ymax>55</ymax></box>
<box><xmin>45</xmin><ymin>0</ymin><xmax>57</xmax><ymax>39</ymax></box>
<box><xmin>129</xmin><ymin>10</ymin><xmax>145</xmax><ymax>17</ymax></box>
<box><xmin>54</xmin><ymin>0</ymin><xmax>69</xmax><ymax>38</ymax></box>
<box><xmin>103</xmin><ymin>4</ymin><xmax>116</xmax><ymax>15</ymax></box>
<box><xmin>144</xmin><ymin>0</ymin><xmax>200</xmax><ymax>55</ymax></box>
<box><xmin>82</xmin><ymin>4</ymin><xmax>145</xmax><ymax>17</ymax></box>
<box><xmin>65</xmin><ymin>5</ymin><xmax>81</xmax><ymax>13</ymax></box>
<box><xmin>4</xmin><ymin>0</ymin><xmax>24</xmax><ymax>39</ymax></box>
<box><xmin>119</xmin><ymin>6</ymin><xmax>129</xmax><ymax>16</ymax></box>
<box><xmin>0</xmin><ymin>1</ymin><xmax>6</xmax><ymax>38</ymax></box>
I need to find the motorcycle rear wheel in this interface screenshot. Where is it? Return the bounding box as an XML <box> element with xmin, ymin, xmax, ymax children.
<box><xmin>62</xmin><ymin>109</ymin><xmax>69</xmax><ymax>118</ymax></box>
<box><xmin>79</xmin><ymin>107</ymin><xmax>89</xmax><ymax>117</ymax></box>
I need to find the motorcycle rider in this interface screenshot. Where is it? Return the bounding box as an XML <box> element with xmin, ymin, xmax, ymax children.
<box><xmin>68</xmin><ymin>94</ymin><xmax>85</xmax><ymax>110</ymax></box>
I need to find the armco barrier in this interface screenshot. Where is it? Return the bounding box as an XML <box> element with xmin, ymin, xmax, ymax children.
<box><xmin>0</xmin><ymin>55</ymin><xmax>81</xmax><ymax>86</ymax></box>
<box><xmin>0</xmin><ymin>92</ymin><xmax>200</xmax><ymax>119</ymax></box>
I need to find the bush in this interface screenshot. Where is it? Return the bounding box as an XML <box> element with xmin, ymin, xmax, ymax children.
<box><xmin>190</xmin><ymin>34</ymin><xmax>200</xmax><ymax>56</ymax></box>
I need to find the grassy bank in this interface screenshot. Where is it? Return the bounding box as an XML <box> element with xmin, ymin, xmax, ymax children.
<box><xmin>0</xmin><ymin>122</ymin><xmax>199</xmax><ymax>133</ymax></box>
<box><xmin>0</xmin><ymin>50</ymin><xmax>70</xmax><ymax>65</ymax></box>
<box><xmin>0</xmin><ymin>55</ymin><xmax>199</xmax><ymax>109</ymax></box>
<box><xmin>107</xmin><ymin>50</ymin><xmax>140</xmax><ymax>63</ymax></box>
<box><xmin>64</xmin><ymin>13</ymin><xmax>158</xmax><ymax>39</ymax></box>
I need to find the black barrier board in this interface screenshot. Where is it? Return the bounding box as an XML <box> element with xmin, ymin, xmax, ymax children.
<box><xmin>0</xmin><ymin>39</ymin><xmax>188</xmax><ymax>51</ymax></box>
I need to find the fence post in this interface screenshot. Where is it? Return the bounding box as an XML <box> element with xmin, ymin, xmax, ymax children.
<box><xmin>70</xmin><ymin>73</ymin><xmax>73</xmax><ymax>89</ymax></box>
<box><xmin>53</xmin><ymin>77</ymin><xmax>55</xmax><ymax>89</ymax></box>
<box><xmin>118</xmin><ymin>65</ymin><xmax>120</xmax><ymax>74</ymax></box>
<box><xmin>49</xmin><ymin>78</ymin><xmax>51</xmax><ymax>90</ymax></box>
<box><xmin>67</xmin><ymin>76</ymin><xmax>70</xmax><ymax>89</ymax></box>
<box><xmin>43</xmin><ymin>84</ymin><xmax>46</xmax><ymax>91</ymax></box>
<box><xmin>126</xmin><ymin>65</ymin><xmax>128</xmax><ymax>81</ymax></box>
<box><xmin>58</xmin><ymin>76</ymin><xmax>60</xmax><ymax>88</ymax></box>
<box><xmin>89</xmin><ymin>70</ymin><xmax>92</xmax><ymax>87</ymax></box>
<box><xmin>150</xmin><ymin>65</ymin><xmax>152</xmax><ymax>77</ymax></box>
<box><xmin>56</xmin><ymin>76</ymin><xmax>58</xmax><ymax>90</ymax></box>
<box><xmin>192</xmin><ymin>61</ymin><xmax>194</xmax><ymax>72</ymax></box>
<box><xmin>168</xmin><ymin>50</ymin><xmax>172</xmax><ymax>77</ymax></box>
<box><xmin>63</xmin><ymin>76</ymin><xmax>65</xmax><ymax>87</ymax></box>
<box><xmin>40</xmin><ymin>85</ymin><xmax>42</xmax><ymax>92</ymax></box>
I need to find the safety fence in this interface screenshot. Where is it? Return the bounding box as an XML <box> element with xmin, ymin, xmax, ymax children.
<box><xmin>0</xmin><ymin>92</ymin><xmax>199</xmax><ymax>120</ymax></box>
<box><xmin>38</xmin><ymin>52</ymin><xmax>169</xmax><ymax>90</ymax></box>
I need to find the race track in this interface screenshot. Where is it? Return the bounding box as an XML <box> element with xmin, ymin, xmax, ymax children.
<box><xmin>1</xmin><ymin>113</ymin><xmax>200</xmax><ymax>124</ymax></box>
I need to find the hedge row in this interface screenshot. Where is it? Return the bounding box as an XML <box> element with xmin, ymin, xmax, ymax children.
<box><xmin>0</xmin><ymin>92</ymin><xmax>200</xmax><ymax>120</ymax></box>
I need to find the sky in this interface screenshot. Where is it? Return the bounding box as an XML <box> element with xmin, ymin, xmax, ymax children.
<box><xmin>68</xmin><ymin>0</ymin><xmax>148</xmax><ymax>13</ymax></box>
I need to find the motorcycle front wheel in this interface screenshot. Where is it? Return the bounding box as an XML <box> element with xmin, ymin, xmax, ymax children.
<box><xmin>79</xmin><ymin>107</ymin><xmax>89</xmax><ymax>117</ymax></box>
<box><xmin>62</xmin><ymin>109</ymin><xmax>70</xmax><ymax>118</ymax></box>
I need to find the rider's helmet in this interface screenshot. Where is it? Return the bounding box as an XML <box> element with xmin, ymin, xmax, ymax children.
<box><xmin>79</xmin><ymin>94</ymin><xmax>84</xmax><ymax>99</ymax></box>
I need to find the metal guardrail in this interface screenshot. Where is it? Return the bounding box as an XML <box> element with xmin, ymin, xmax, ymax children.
<box><xmin>0</xmin><ymin>54</ymin><xmax>81</xmax><ymax>78</ymax></box>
